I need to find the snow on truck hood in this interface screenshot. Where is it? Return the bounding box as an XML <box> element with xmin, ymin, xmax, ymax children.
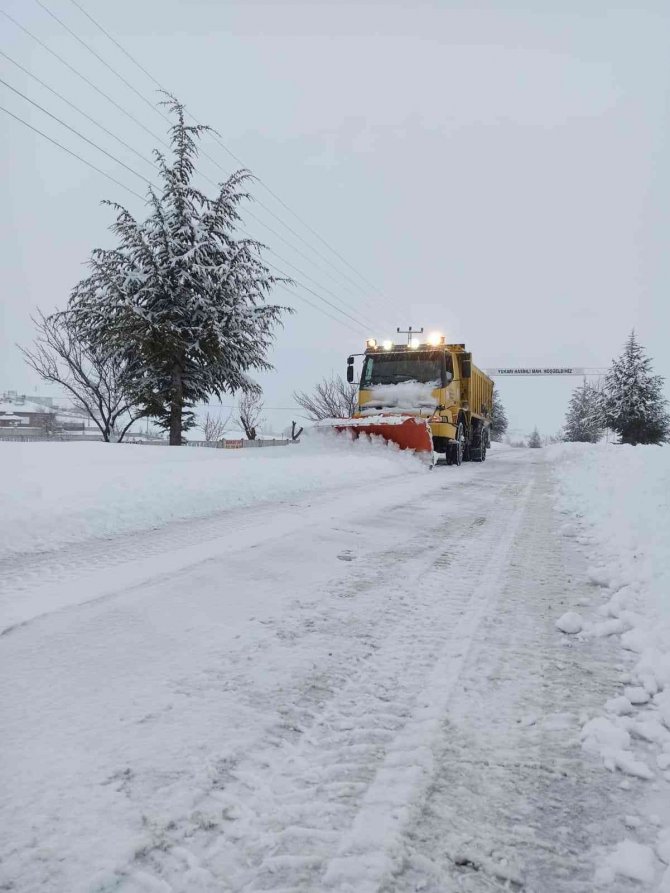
<box><xmin>360</xmin><ymin>380</ymin><xmax>439</xmax><ymax>414</ymax></box>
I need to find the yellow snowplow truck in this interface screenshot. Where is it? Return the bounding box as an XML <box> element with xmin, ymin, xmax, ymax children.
<box><xmin>336</xmin><ymin>335</ymin><xmax>493</xmax><ymax>465</ymax></box>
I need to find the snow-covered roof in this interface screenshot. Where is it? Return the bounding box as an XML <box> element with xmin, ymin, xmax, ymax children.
<box><xmin>0</xmin><ymin>401</ymin><xmax>55</xmax><ymax>415</ymax></box>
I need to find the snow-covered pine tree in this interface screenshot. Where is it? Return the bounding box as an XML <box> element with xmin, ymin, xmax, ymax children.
<box><xmin>528</xmin><ymin>427</ymin><xmax>542</xmax><ymax>448</ymax></box>
<box><xmin>563</xmin><ymin>382</ymin><xmax>603</xmax><ymax>443</ymax></box>
<box><xmin>490</xmin><ymin>386</ymin><xmax>508</xmax><ymax>442</ymax></box>
<box><xmin>68</xmin><ymin>95</ymin><xmax>290</xmax><ymax>445</ymax></box>
<box><xmin>600</xmin><ymin>332</ymin><xmax>670</xmax><ymax>445</ymax></box>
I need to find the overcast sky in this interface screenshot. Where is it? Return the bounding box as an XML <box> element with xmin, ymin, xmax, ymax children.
<box><xmin>2</xmin><ymin>0</ymin><xmax>668</xmax><ymax>436</ymax></box>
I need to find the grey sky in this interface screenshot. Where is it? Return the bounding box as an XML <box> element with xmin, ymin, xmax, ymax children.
<box><xmin>2</xmin><ymin>0</ymin><xmax>668</xmax><ymax>436</ymax></box>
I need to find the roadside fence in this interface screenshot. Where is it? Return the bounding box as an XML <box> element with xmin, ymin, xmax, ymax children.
<box><xmin>0</xmin><ymin>433</ymin><xmax>102</xmax><ymax>443</ymax></box>
<box><xmin>185</xmin><ymin>438</ymin><xmax>291</xmax><ymax>449</ymax></box>
<box><xmin>0</xmin><ymin>432</ymin><xmax>293</xmax><ymax>448</ymax></box>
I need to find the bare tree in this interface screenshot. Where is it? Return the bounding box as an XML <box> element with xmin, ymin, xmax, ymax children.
<box><xmin>19</xmin><ymin>311</ymin><xmax>145</xmax><ymax>443</ymax></box>
<box><xmin>293</xmin><ymin>375</ymin><xmax>358</xmax><ymax>421</ymax></box>
<box><xmin>202</xmin><ymin>407</ymin><xmax>232</xmax><ymax>442</ymax></box>
<box><xmin>236</xmin><ymin>391</ymin><xmax>263</xmax><ymax>440</ymax></box>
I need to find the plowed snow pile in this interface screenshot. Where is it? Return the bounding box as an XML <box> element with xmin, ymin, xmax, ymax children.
<box><xmin>0</xmin><ymin>435</ymin><xmax>423</xmax><ymax>560</ymax></box>
<box><xmin>551</xmin><ymin>442</ymin><xmax>670</xmax><ymax>888</ymax></box>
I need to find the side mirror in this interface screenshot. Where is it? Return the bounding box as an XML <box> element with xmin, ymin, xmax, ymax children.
<box><xmin>346</xmin><ymin>356</ymin><xmax>354</xmax><ymax>383</ymax></box>
<box><xmin>461</xmin><ymin>353</ymin><xmax>472</xmax><ymax>379</ymax></box>
<box><xmin>441</xmin><ymin>369</ymin><xmax>453</xmax><ymax>387</ymax></box>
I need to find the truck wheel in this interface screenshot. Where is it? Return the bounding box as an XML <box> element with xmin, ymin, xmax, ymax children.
<box><xmin>451</xmin><ymin>422</ymin><xmax>465</xmax><ymax>466</ymax></box>
<box><xmin>470</xmin><ymin>425</ymin><xmax>487</xmax><ymax>462</ymax></box>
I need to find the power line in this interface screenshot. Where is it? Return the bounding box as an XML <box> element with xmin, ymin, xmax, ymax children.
<box><xmin>1</xmin><ymin>107</ymin><xmax>366</xmax><ymax>334</ymax></box>
<box><xmin>0</xmin><ymin>8</ymin><xmax>171</xmax><ymax>152</ymax></box>
<box><xmin>0</xmin><ymin>77</ymin><xmax>156</xmax><ymax>188</ymax></box>
<box><xmin>34</xmin><ymin>0</ymin><xmax>170</xmax><ymax>126</ymax></box>
<box><xmin>263</xmin><ymin>259</ymin><xmax>369</xmax><ymax>332</ymax></box>
<box><xmin>242</xmin><ymin>192</ymin><xmax>381</xmax><ymax>304</ymax></box>
<box><xmin>0</xmin><ymin>104</ymin><xmax>146</xmax><ymax>200</ymax></box>
<box><xmin>269</xmin><ymin>253</ymin><xmax>374</xmax><ymax>330</ymax></box>
<box><xmin>12</xmin><ymin>3</ymin><xmax>383</xmax><ymax>329</ymax></box>
<box><xmin>45</xmin><ymin>0</ymin><xmax>388</xmax><ymax>319</ymax></box>
<box><xmin>63</xmin><ymin>0</ymin><xmax>394</xmax><ymax>309</ymax></box>
<box><xmin>3</xmin><ymin>8</ymin><xmax>375</xmax><ymax>333</ymax></box>
<box><xmin>1</xmin><ymin>78</ymin><xmax>369</xmax><ymax>333</ymax></box>
<box><xmin>276</xmin><ymin>284</ymin><xmax>366</xmax><ymax>335</ymax></box>
<box><xmin>243</xmin><ymin>203</ymin><xmax>359</xmax><ymax>298</ymax></box>
<box><xmin>0</xmin><ymin>49</ymin><xmax>155</xmax><ymax>169</ymax></box>
<box><xmin>250</xmin><ymin>226</ymin><xmax>376</xmax><ymax>327</ymax></box>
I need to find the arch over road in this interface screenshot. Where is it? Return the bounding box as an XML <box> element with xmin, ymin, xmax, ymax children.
<box><xmin>485</xmin><ymin>367</ymin><xmax>607</xmax><ymax>377</ymax></box>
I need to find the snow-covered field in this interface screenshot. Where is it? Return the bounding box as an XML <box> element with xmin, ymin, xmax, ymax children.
<box><xmin>0</xmin><ymin>435</ymin><xmax>422</xmax><ymax>561</ymax></box>
<box><xmin>1</xmin><ymin>439</ymin><xmax>669</xmax><ymax>891</ymax></box>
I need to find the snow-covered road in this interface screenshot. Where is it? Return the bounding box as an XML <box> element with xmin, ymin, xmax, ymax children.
<box><xmin>1</xmin><ymin>445</ymin><xmax>665</xmax><ymax>891</ymax></box>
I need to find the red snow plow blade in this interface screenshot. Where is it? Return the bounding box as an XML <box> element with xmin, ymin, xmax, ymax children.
<box><xmin>332</xmin><ymin>415</ymin><xmax>434</xmax><ymax>454</ymax></box>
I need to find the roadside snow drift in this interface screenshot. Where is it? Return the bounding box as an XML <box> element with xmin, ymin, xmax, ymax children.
<box><xmin>551</xmin><ymin>442</ymin><xmax>670</xmax><ymax>887</ymax></box>
<box><xmin>0</xmin><ymin>434</ymin><xmax>424</xmax><ymax>560</ymax></box>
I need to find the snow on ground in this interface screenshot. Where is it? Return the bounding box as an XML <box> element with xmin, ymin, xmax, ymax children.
<box><xmin>550</xmin><ymin>442</ymin><xmax>670</xmax><ymax>888</ymax></box>
<box><xmin>0</xmin><ymin>433</ymin><xmax>423</xmax><ymax>561</ymax></box>
<box><xmin>2</xmin><ymin>441</ymin><xmax>670</xmax><ymax>892</ymax></box>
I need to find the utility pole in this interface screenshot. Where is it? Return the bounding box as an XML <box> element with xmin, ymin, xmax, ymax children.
<box><xmin>396</xmin><ymin>326</ymin><xmax>424</xmax><ymax>346</ymax></box>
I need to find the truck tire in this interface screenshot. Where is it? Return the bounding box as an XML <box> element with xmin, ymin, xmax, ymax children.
<box><xmin>448</xmin><ymin>422</ymin><xmax>465</xmax><ymax>466</ymax></box>
<box><xmin>470</xmin><ymin>424</ymin><xmax>487</xmax><ymax>462</ymax></box>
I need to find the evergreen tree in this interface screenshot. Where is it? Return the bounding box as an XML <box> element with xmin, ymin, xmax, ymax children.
<box><xmin>528</xmin><ymin>427</ymin><xmax>542</xmax><ymax>448</ymax></box>
<box><xmin>563</xmin><ymin>382</ymin><xmax>603</xmax><ymax>443</ymax></box>
<box><xmin>600</xmin><ymin>332</ymin><xmax>670</xmax><ymax>445</ymax></box>
<box><xmin>68</xmin><ymin>95</ymin><xmax>289</xmax><ymax>445</ymax></box>
<box><xmin>490</xmin><ymin>386</ymin><xmax>508</xmax><ymax>442</ymax></box>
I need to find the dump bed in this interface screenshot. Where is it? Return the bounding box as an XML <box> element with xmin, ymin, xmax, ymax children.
<box><xmin>466</xmin><ymin>364</ymin><xmax>494</xmax><ymax>420</ymax></box>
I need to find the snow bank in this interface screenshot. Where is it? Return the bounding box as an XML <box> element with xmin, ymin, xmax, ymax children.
<box><xmin>596</xmin><ymin>839</ymin><xmax>656</xmax><ymax>884</ymax></box>
<box><xmin>550</xmin><ymin>442</ymin><xmax>670</xmax><ymax>885</ymax></box>
<box><xmin>0</xmin><ymin>433</ymin><xmax>424</xmax><ymax>559</ymax></box>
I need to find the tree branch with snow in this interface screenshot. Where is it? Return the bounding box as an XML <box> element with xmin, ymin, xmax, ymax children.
<box><xmin>67</xmin><ymin>94</ymin><xmax>292</xmax><ymax>445</ymax></box>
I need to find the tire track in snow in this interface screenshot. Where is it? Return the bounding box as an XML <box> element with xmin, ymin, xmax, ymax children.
<box><xmin>115</xmin><ymin>501</ymin><xmax>504</xmax><ymax>890</ymax></box>
<box><xmin>319</xmin><ymin>477</ymin><xmax>533</xmax><ymax>892</ymax></box>
<box><xmin>385</xmin><ymin>462</ymin><xmax>642</xmax><ymax>893</ymax></box>
<box><xmin>0</xmin><ymin>470</ymin><xmax>439</xmax><ymax>635</ymax></box>
<box><xmin>125</xmin><ymin>472</ymin><xmax>532</xmax><ymax>892</ymax></box>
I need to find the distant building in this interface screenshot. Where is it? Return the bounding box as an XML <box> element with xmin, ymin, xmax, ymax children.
<box><xmin>0</xmin><ymin>400</ymin><xmax>56</xmax><ymax>429</ymax></box>
<box><xmin>0</xmin><ymin>396</ymin><xmax>90</xmax><ymax>436</ymax></box>
<box><xmin>0</xmin><ymin>413</ymin><xmax>25</xmax><ymax>428</ymax></box>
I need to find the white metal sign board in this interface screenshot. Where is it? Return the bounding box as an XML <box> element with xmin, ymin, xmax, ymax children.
<box><xmin>485</xmin><ymin>367</ymin><xmax>588</xmax><ymax>376</ymax></box>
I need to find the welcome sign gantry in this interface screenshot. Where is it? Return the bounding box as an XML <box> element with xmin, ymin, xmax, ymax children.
<box><xmin>485</xmin><ymin>367</ymin><xmax>607</xmax><ymax>378</ymax></box>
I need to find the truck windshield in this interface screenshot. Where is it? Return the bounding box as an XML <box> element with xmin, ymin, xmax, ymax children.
<box><xmin>361</xmin><ymin>351</ymin><xmax>446</xmax><ymax>387</ymax></box>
